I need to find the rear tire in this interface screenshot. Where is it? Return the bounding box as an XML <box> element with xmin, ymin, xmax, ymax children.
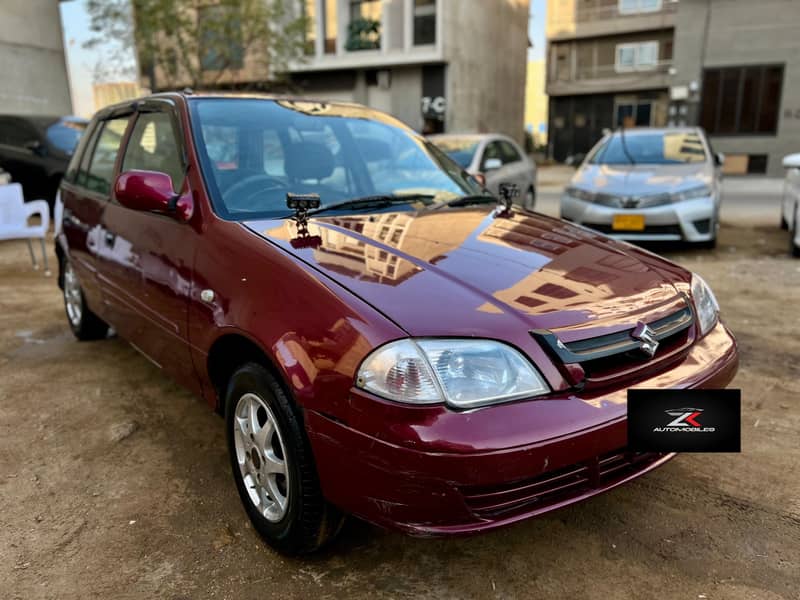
<box><xmin>791</xmin><ymin>208</ymin><xmax>800</xmax><ymax>258</ymax></box>
<box><xmin>62</xmin><ymin>257</ymin><xmax>109</xmax><ymax>341</ymax></box>
<box><xmin>225</xmin><ymin>363</ymin><xmax>343</xmax><ymax>555</ymax></box>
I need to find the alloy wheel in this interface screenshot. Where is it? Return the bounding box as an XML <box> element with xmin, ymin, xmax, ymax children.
<box><xmin>233</xmin><ymin>392</ymin><xmax>290</xmax><ymax>522</ymax></box>
<box><xmin>63</xmin><ymin>262</ymin><xmax>83</xmax><ymax>327</ymax></box>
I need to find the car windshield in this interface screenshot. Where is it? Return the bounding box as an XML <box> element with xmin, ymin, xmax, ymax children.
<box><xmin>589</xmin><ymin>131</ymin><xmax>708</xmax><ymax>165</ymax></box>
<box><xmin>431</xmin><ymin>137</ymin><xmax>480</xmax><ymax>169</ymax></box>
<box><xmin>189</xmin><ymin>98</ymin><xmax>483</xmax><ymax>220</ymax></box>
<box><xmin>46</xmin><ymin>119</ymin><xmax>88</xmax><ymax>154</ymax></box>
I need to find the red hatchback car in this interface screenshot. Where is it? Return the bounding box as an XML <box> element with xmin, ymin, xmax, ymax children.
<box><xmin>56</xmin><ymin>93</ymin><xmax>738</xmax><ymax>554</ymax></box>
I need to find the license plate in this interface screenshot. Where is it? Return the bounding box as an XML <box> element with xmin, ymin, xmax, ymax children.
<box><xmin>612</xmin><ymin>214</ymin><xmax>645</xmax><ymax>231</ymax></box>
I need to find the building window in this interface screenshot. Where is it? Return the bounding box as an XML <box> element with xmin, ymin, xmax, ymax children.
<box><xmin>323</xmin><ymin>0</ymin><xmax>337</xmax><ymax>54</ymax></box>
<box><xmin>615</xmin><ymin>101</ymin><xmax>653</xmax><ymax>127</ymax></box>
<box><xmin>347</xmin><ymin>0</ymin><xmax>381</xmax><ymax>50</ymax></box>
<box><xmin>615</xmin><ymin>41</ymin><xmax>658</xmax><ymax>72</ymax></box>
<box><xmin>700</xmin><ymin>65</ymin><xmax>784</xmax><ymax>135</ymax></box>
<box><xmin>199</xmin><ymin>5</ymin><xmax>244</xmax><ymax>71</ymax></box>
<box><xmin>304</xmin><ymin>0</ymin><xmax>317</xmax><ymax>56</ymax></box>
<box><xmin>618</xmin><ymin>0</ymin><xmax>662</xmax><ymax>14</ymax></box>
<box><xmin>414</xmin><ymin>0</ymin><xmax>436</xmax><ymax>46</ymax></box>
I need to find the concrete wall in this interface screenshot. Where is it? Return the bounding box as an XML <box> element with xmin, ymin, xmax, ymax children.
<box><xmin>673</xmin><ymin>0</ymin><xmax>800</xmax><ymax>176</ymax></box>
<box><xmin>442</xmin><ymin>0</ymin><xmax>530</xmax><ymax>143</ymax></box>
<box><xmin>0</xmin><ymin>0</ymin><xmax>72</xmax><ymax>115</ymax></box>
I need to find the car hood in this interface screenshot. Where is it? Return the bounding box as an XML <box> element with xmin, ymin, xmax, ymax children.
<box><xmin>573</xmin><ymin>163</ymin><xmax>713</xmax><ymax>196</ymax></box>
<box><xmin>243</xmin><ymin>208</ymin><xmax>691</xmax><ymax>340</ymax></box>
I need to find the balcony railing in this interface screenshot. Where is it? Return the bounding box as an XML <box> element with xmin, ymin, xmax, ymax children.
<box><xmin>548</xmin><ymin>0</ymin><xmax>678</xmax><ymax>35</ymax></box>
<box><xmin>550</xmin><ymin>59</ymin><xmax>673</xmax><ymax>83</ymax></box>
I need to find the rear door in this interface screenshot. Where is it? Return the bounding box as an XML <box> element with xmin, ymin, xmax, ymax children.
<box><xmin>98</xmin><ymin>102</ymin><xmax>200</xmax><ymax>393</ymax></box>
<box><xmin>60</xmin><ymin>115</ymin><xmax>131</xmax><ymax>314</ymax></box>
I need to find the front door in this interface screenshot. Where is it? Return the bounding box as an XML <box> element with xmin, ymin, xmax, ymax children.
<box><xmin>98</xmin><ymin>104</ymin><xmax>200</xmax><ymax>394</ymax></box>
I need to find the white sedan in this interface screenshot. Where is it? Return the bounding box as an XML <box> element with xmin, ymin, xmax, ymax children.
<box><xmin>429</xmin><ymin>133</ymin><xmax>537</xmax><ymax>210</ymax></box>
<box><xmin>560</xmin><ymin>128</ymin><xmax>723</xmax><ymax>248</ymax></box>
<box><xmin>781</xmin><ymin>153</ymin><xmax>800</xmax><ymax>257</ymax></box>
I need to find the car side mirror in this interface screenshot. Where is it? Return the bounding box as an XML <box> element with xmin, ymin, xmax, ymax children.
<box><xmin>782</xmin><ymin>153</ymin><xmax>800</xmax><ymax>169</ymax></box>
<box><xmin>114</xmin><ymin>170</ymin><xmax>193</xmax><ymax>222</ymax></box>
<box><xmin>483</xmin><ymin>158</ymin><xmax>503</xmax><ymax>172</ymax></box>
<box><xmin>714</xmin><ymin>152</ymin><xmax>725</xmax><ymax>167</ymax></box>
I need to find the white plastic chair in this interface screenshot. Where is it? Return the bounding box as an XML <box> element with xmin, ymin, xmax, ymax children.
<box><xmin>0</xmin><ymin>183</ymin><xmax>51</xmax><ymax>272</ymax></box>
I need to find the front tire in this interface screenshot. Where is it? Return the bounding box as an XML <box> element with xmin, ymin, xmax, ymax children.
<box><xmin>225</xmin><ymin>363</ymin><xmax>343</xmax><ymax>555</ymax></box>
<box><xmin>524</xmin><ymin>186</ymin><xmax>536</xmax><ymax>211</ymax></box>
<box><xmin>62</xmin><ymin>258</ymin><xmax>109</xmax><ymax>340</ymax></box>
<box><xmin>791</xmin><ymin>207</ymin><xmax>800</xmax><ymax>258</ymax></box>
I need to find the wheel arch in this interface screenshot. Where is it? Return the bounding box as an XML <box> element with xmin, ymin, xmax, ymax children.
<box><xmin>206</xmin><ymin>332</ymin><xmax>288</xmax><ymax>415</ymax></box>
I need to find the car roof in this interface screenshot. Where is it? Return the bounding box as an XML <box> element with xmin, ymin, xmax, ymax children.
<box><xmin>428</xmin><ymin>133</ymin><xmax>506</xmax><ymax>142</ymax></box>
<box><xmin>608</xmin><ymin>127</ymin><xmax>702</xmax><ymax>136</ymax></box>
<box><xmin>92</xmin><ymin>90</ymin><xmax>375</xmax><ymax>120</ymax></box>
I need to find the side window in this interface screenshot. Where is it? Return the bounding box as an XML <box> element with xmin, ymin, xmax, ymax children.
<box><xmin>83</xmin><ymin>117</ymin><xmax>129</xmax><ymax>195</ymax></box>
<box><xmin>122</xmin><ymin>112</ymin><xmax>185</xmax><ymax>191</ymax></box>
<box><xmin>66</xmin><ymin>121</ymin><xmax>98</xmax><ymax>183</ymax></box>
<box><xmin>481</xmin><ymin>141</ymin><xmax>503</xmax><ymax>169</ymax></box>
<box><xmin>499</xmin><ymin>141</ymin><xmax>522</xmax><ymax>164</ymax></box>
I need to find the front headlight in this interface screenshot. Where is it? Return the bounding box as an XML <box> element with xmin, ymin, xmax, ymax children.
<box><xmin>564</xmin><ymin>186</ymin><xmax>595</xmax><ymax>202</ymax></box>
<box><xmin>356</xmin><ymin>339</ymin><xmax>550</xmax><ymax>409</ymax></box>
<box><xmin>672</xmin><ymin>185</ymin><xmax>713</xmax><ymax>202</ymax></box>
<box><xmin>691</xmin><ymin>274</ymin><xmax>720</xmax><ymax>337</ymax></box>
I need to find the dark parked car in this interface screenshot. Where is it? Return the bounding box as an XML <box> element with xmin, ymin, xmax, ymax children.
<box><xmin>0</xmin><ymin>115</ymin><xmax>88</xmax><ymax>210</ymax></box>
<box><xmin>56</xmin><ymin>93</ymin><xmax>738</xmax><ymax>555</ymax></box>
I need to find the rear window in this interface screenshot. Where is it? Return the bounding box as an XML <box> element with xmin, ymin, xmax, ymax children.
<box><xmin>589</xmin><ymin>131</ymin><xmax>708</xmax><ymax>165</ymax></box>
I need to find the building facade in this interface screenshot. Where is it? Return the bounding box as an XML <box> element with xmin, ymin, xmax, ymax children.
<box><xmin>525</xmin><ymin>59</ymin><xmax>548</xmax><ymax>147</ymax></box>
<box><xmin>545</xmin><ymin>0</ymin><xmax>677</xmax><ymax>162</ymax></box>
<box><xmin>671</xmin><ymin>0</ymin><xmax>799</xmax><ymax>176</ymax></box>
<box><xmin>0</xmin><ymin>0</ymin><xmax>72</xmax><ymax>115</ymax></box>
<box><xmin>293</xmin><ymin>0</ymin><xmax>530</xmax><ymax>141</ymax></box>
<box><xmin>546</xmin><ymin>0</ymin><xmax>800</xmax><ymax>175</ymax></box>
<box><xmin>135</xmin><ymin>0</ymin><xmax>529</xmax><ymax>140</ymax></box>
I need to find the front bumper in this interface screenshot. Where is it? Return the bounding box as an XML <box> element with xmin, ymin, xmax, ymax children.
<box><xmin>560</xmin><ymin>195</ymin><xmax>717</xmax><ymax>242</ymax></box>
<box><xmin>306</xmin><ymin>322</ymin><xmax>738</xmax><ymax>535</ymax></box>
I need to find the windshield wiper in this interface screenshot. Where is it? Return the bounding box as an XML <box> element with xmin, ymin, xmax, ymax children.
<box><xmin>434</xmin><ymin>193</ymin><xmax>497</xmax><ymax>208</ymax></box>
<box><xmin>298</xmin><ymin>193</ymin><xmax>436</xmax><ymax>217</ymax></box>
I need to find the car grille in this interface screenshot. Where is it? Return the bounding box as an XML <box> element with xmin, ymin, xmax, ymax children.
<box><xmin>594</xmin><ymin>193</ymin><xmax>672</xmax><ymax>209</ymax></box>
<box><xmin>460</xmin><ymin>450</ymin><xmax>666</xmax><ymax>518</ymax></box>
<box><xmin>532</xmin><ymin>305</ymin><xmax>695</xmax><ymax>389</ymax></box>
<box><xmin>586</xmin><ymin>223</ymin><xmax>683</xmax><ymax>236</ymax></box>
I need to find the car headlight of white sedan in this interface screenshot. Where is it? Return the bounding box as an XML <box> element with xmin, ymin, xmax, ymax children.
<box><xmin>671</xmin><ymin>185</ymin><xmax>713</xmax><ymax>203</ymax></box>
<box><xmin>691</xmin><ymin>274</ymin><xmax>720</xmax><ymax>336</ymax></box>
<box><xmin>356</xmin><ymin>338</ymin><xmax>550</xmax><ymax>409</ymax></box>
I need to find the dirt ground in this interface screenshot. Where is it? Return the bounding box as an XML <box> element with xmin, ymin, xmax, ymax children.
<box><xmin>1</xmin><ymin>222</ymin><xmax>799</xmax><ymax>600</ymax></box>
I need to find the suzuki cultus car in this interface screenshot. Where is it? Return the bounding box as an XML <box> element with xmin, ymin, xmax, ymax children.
<box><xmin>57</xmin><ymin>93</ymin><xmax>738</xmax><ymax>554</ymax></box>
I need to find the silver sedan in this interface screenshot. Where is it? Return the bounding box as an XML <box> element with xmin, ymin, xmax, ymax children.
<box><xmin>560</xmin><ymin>128</ymin><xmax>723</xmax><ymax>247</ymax></box>
<box><xmin>429</xmin><ymin>133</ymin><xmax>537</xmax><ymax>209</ymax></box>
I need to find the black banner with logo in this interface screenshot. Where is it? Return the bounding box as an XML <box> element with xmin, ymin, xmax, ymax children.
<box><xmin>627</xmin><ymin>389</ymin><xmax>741</xmax><ymax>452</ymax></box>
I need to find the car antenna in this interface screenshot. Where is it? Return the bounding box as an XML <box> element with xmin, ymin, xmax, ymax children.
<box><xmin>618</xmin><ymin>121</ymin><xmax>636</xmax><ymax>165</ymax></box>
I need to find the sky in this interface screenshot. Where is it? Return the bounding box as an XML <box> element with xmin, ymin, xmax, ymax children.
<box><xmin>60</xmin><ymin>0</ymin><xmax>548</xmax><ymax>117</ymax></box>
